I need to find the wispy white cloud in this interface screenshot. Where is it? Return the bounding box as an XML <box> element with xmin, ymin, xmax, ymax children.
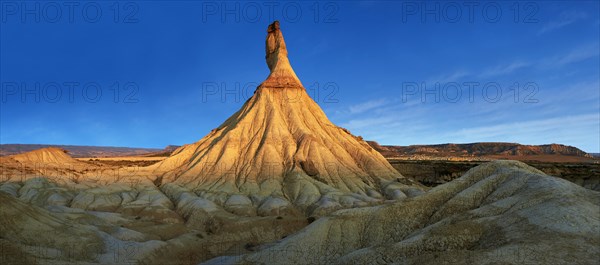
<box><xmin>546</xmin><ymin>43</ymin><xmax>600</xmax><ymax>66</ymax></box>
<box><xmin>424</xmin><ymin>61</ymin><xmax>532</xmax><ymax>84</ymax></box>
<box><xmin>538</xmin><ymin>11</ymin><xmax>588</xmax><ymax>35</ymax></box>
<box><xmin>340</xmin><ymin>116</ymin><xmax>397</xmax><ymax>130</ymax></box>
<box><xmin>426</xmin><ymin>70</ymin><xmax>470</xmax><ymax>84</ymax></box>
<box><xmin>348</xmin><ymin>98</ymin><xmax>389</xmax><ymax>114</ymax></box>
<box><xmin>426</xmin><ymin>42</ymin><xmax>598</xmax><ymax>83</ymax></box>
<box><xmin>445</xmin><ymin>113</ymin><xmax>599</xmax><ymax>143</ymax></box>
<box><xmin>533</xmin><ymin>80</ymin><xmax>600</xmax><ymax>112</ymax></box>
<box><xmin>477</xmin><ymin>61</ymin><xmax>531</xmax><ymax>78</ymax></box>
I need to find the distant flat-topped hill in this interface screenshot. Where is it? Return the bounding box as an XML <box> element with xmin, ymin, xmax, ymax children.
<box><xmin>0</xmin><ymin>144</ymin><xmax>168</xmax><ymax>158</ymax></box>
<box><xmin>367</xmin><ymin>142</ymin><xmax>597</xmax><ymax>163</ymax></box>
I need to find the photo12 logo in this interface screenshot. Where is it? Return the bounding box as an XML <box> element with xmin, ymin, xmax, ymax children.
<box><xmin>401</xmin><ymin>81</ymin><xmax>539</xmax><ymax>103</ymax></box>
<box><xmin>401</xmin><ymin>1</ymin><xmax>539</xmax><ymax>23</ymax></box>
<box><xmin>0</xmin><ymin>1</ymin><xmax>139</xmax><ymax>23</ymax></box>
<box><xmin>1</xmin><ymin>81</ymin><xmax>140</xmax><ymax>104</ymax></box>
<box><xmin>201</xmin><ymin>1</ymin><xmax>339</xmax><ymax>24</ymax></box>
<box><xmin>200</xmin><ymin>81</ymin><xmax>339</xmax><ymax>104</ymax></box>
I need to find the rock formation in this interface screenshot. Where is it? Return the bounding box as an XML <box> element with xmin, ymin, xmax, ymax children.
<box><xmin>147</xmin><ymin>21</ymin><xmax>418</xmax><ymax>215</ymax></box>
<box><xmin>262</xmin><ymin>20</ymin><xmax>302</xmax><ymax>88</ymax></box>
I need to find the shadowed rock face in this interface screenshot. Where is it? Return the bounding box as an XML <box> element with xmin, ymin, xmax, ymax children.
<box><xmin>204</xmin><ymin>161</ymin><xmax>600</xmax><ymax>265</ymax></box>
<box><xmin>265</xmin><ymin>21</ymin><xmax>284</xmax><ymax>71</ymax></box>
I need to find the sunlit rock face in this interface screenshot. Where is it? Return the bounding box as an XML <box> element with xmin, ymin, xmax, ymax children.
<box><xmin>145</xmin><ymin>20</ymin><xmax>419</xmax><ymax>216</ymax></box>
<box><xmin>263</xmin><ymin>20</ymin><xmax>302</xmax><ymax>88</ymax></box>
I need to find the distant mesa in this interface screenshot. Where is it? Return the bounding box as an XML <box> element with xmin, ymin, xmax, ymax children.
<box><xmin>142</xmin><ymin>145</ymin><xmax>182</xmax><ymax>157</ymax></box>
<box><xmin>163</xmin><ymin>145</ymin><xmax>181</xmax><ymax>152</ymax></box>
<box><xmin>367</xmin><ymin>141</ymin><xmax>596</xmax><ymax>163</ymax></box>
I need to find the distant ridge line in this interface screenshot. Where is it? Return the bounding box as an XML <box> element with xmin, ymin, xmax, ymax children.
<box><xmin>0</xmin><ymin>144</ymin><xmax>167</xmax><ymax>158</ymax></box>
<box><xmin>367</xmin><ymin>141</ymin><xmax>597</xmax><ymax>163</ymax></box>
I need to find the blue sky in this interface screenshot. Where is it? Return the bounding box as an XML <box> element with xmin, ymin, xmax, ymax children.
<box><xmin>1</xmin><ymin>1</ymin><xmax>599</xmax><ymax>152</ymax></box>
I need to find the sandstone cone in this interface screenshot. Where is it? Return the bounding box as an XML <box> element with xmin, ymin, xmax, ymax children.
<box><xmin>149</xmin><ymin>22</ymin><xmax>411</xmax><ymax>207</ymax></box>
